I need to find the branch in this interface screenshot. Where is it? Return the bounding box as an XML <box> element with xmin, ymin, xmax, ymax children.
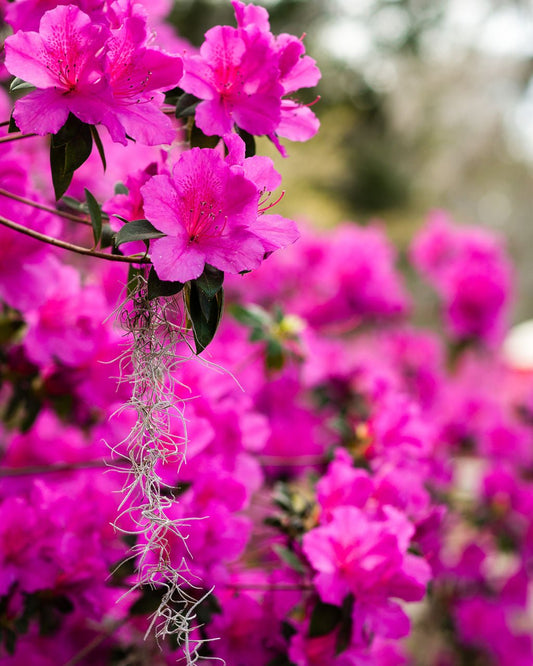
<box><xmin>224</xmin><ymin>582</ymin><xmax>313</xmax><ymax>591</ymax></box>
<box><xmin>0</xmin><ymin>458</ymin><xmax>129</xmax><ymax>477</ymax></box>
<box><xmin>0</xmin><ymin>131</ymin><xmax>37</xmax><ymax>144</ymax></box>
<box><xmin>0</xmin><ymin>188</ymin><xmax>93</xmax><ymax>225</ymax></box>
<box><xmin>0</xmin><ymin>213</ymin><xmax>151</xmax><ymax>264</ymax></box>
<box><xmin>63</xmin><ymin>618</ymin><xmax>129</xmax><ymax>666</ymax></box>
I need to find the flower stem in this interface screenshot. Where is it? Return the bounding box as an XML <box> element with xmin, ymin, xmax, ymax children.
<box><xmin>0</xmin><ymin>188</ymin><xmax>93</xmax><ymax>225</ymax></box>
<box><xmin>0</xmin><ymin>131</ymin><xmax>37</xmax><ymax>144</ymax></box>
<box><xmin>0</xmin><ymin>213</ymin><xmax>151</xmax><ymax>263</ymax></box>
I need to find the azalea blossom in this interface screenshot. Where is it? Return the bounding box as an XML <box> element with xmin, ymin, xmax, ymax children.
<box><xmin>4</xmin><ymin>4</ymin><xmax>182</xmax><ymax>144</ymax></box>
<box><xmin>140</xmin><ymin>139</ymin><xmax>298</xmax><ymax>283</ymax></box>
<box><xmin>181</xmin><ymin>0</ymin><xmax>320</xmax><ymax>151</ymax></box>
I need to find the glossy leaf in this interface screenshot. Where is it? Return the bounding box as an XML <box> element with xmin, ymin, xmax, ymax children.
<box><xmin>309</xmin><ymin>600</ymin><xmax>342</xmax><ymax>638</ymax></box>
<box><xmin>194</xmin><ymin>264</ymin><xmax>224</xmax><ymax>298</ymax></box>
<box><xmin>115</xmin><ymin>219</ymin><xmax>165</xmax><ymax>247</ymax></box>
<box><xmin>185</xmin><ymin>281</ymin><xmax>224</xmax><ymax>353</ymax></box>
<box><xmin>50</xmin><ymin>115</ymin><xmax>93</xmax><ymax>200</ymax></box>
<box><xmin>147</xmin><ymin>266</ymin><xmax>184</xmax><ymax>300</ymax></box>
<box><xmin>85</xmin><ymin>188</ymin><xmax>102</xmax><ymax>247</ymax></box>
<box><xmin>90</xmin><ymin>125</ymin><xmax>107</xmax><ymax>171</ymax></box>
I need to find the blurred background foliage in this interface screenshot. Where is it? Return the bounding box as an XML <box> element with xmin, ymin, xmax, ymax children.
<box><xmin>169</xmin><ymin>0</ymin><xmax>533</xmax><ymax>321</ymax></box>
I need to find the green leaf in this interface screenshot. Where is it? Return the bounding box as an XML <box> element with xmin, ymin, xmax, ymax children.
<box><xmin>84</xmin><ymin>188</ymin><xmax>102</xmax><ymax>247</ymax></box>
<box><xmin>147</xmin><ymin>266</ymin><xmax>184</xmax><ymax>300</ymax></box>
<box><xmin>164</xmin><ymin>86</ymin><xmax>184</xmax><ymax>106</ymax></box>
<box><xmin>8</xmin><ymin>113</ymin><xmax>20</xmax><ymax>134</ymax></box>
<box><xmin>335</xmin><ymin>595</ymin><xmax>355</xmax><ymax>655</ymax></box>
<box><xmin>60</xmin><ymin>195</ymin><xmax>85</xmax><ymax>212</ymax></box>
<box><xmin>90</xmin><ymin>125</ymin><xmax>107</xmax><ymax>171</ymax></box>
<box><xmin>50</xmin><ymin>115</ymin><xmax>93</xmax><ymax>200</ymax></box>
<box><xmin>115</xmin><ymin>219</ymin><xmax>165</xmax><ymax>247</ymax></box>
<box><xmin>175</xmin><ymin>92</ymin><xmax>200</xmax><ymax>118</ymax></box>
<box><xmin>9</xmin><ymin>77</ymin><xmax>35</xmax><ymax>94</ymax></box>
<box><xmin>4</xmin><ymin>628</ymin><xmax>16</xmax><ymax>655</ymax></box>
<box><xmin>308</xmin><ymin>600</ymin><xmax>342</xmax><ymax>638</ymax></box>
<box><xmin>129</xmin><ymin>587</ymin><xmax>165</xmax><ymax>616</ymax></box>
<box><xmin>194</xmin><ymin>264</ymin><xmax>224</xmax><ymax>298</ymax></box>
<box><xmin>127</xmin><ymin>265</ymin><xmax>145</xmax><ymax>297</ymax></box>
<box><xmin>114</xmin><ymin>182</ymin><xmax>129</xmax><ymax>195</ymax></box>
<box><xmin>266</xmin><ymin>339</ymin><xmax>285</xmax><ymax>370</ymax></box>
<box><xmin>100</xmin><ymin>224</ymin><xmax>115</xmax><ymax>249</ymax></box>
<box><xmin>237</xmin><ymin>127</ymin><xmax>256</xmax><ymax>157</ymax></box>
<box><xmin>230</xmin><ymin>303</ymin><xmax>271</xmax><ymax>328</ymax></box>
<box><xmin>272</xmin><ymin>544</ymin><xmax>306</xmax><ymax>573</ymax></box>
<box><xmin>185</xmin><ymin>281</ymin><xmax>224</xmax><ymax>353</ymax></box>
<box><xmin>190</xmin><ymin>122</ymin><xmax>220</xmax><ymax>149</ymax></box>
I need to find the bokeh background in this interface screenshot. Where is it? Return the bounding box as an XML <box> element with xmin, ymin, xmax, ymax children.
<box><xmin>170</xmin><ymin>0</ymin><xmax>533</xmax><ymax>323</ymax></box>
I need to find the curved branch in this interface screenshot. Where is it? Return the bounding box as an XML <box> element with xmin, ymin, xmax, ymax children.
<box><xmin>0</xmin><ymin>188</ymin><xmax>93</xmax><ymax>225</ymax></box>
<box><xmin>0</xmin><ymin>213</ymin><xmax>151</xmax><ymax>263</ymax></box>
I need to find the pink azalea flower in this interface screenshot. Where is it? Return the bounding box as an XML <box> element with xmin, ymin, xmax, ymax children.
<box><xmin>181</xmin><ymin>23</ymin><xmax>282</xmax><ymax>137</ymax></box>
<box><xmin>5</xmin><ymin>5</ymin><xmax>183</xmax><ymax>145</ymax></box>
<box><xmin>302</xmin><ymin>505</ymin><xmax>431</xmax><ymax>608</ymax></box>
<box><xmin>141</xmin><ymin>142</ymin><xmax>298</xmax><ymax>283</ymax></box>
<box><xmin>5</xmin><ymin>5</ymin><xmax>119</xmax><ymax>137</ymax></box>
<box><xmin>104</xmin><ymin>14</ymin><xmax>183</xmax><ymax>145</ymax></box>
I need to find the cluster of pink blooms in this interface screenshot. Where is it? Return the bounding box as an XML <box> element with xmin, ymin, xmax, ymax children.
<box><xmin>0</xmin><ymin>1</ymin><xmax>532</xmax><ymax>665</ymax></box>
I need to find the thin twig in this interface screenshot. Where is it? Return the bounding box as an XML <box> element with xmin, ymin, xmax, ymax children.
<box><xmin>0</xmin><ymin>187</ymin><xmax>93</xmax><ymax>225</ymax></box>
<box><xmin>224</xmin><ymin>582</ymin><xmax>313</xmax><ymax>591</ymax></box>
<box><xmin>0</xmin><ymin>131</ymin><xmax>36</xmax><ymax>143</ymax></box>
<box><xmin>63</xmin><ymin>617</ymin><xmax>129</xmax><ymax>666</ymax></box>
<box><xmin>0</xmin><ymin>458</ymin><xmax>129</xmax><ymax>477</ymax></box>
<box><xmin>0</xmin><ymin>213</ymin><xmax>151</xmax><ymax>263</ymax></box>
<box><xmin>258</xmin><ymin>454</ymin><xmax>326</xmax><ymax>466</ymax></box>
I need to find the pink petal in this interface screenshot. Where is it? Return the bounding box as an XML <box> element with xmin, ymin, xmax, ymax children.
<box><xmin>13</xmin><ymin>88</ymin><xmax>69</xmax><ymax>135</ymax></box>
<box><xmin>252</xmin><ymin>214</ymin><xmax>299</xmax><ymax>252</ymax></box>
<box><xmin>150</xmin><ymin>236</ymin><xmax>206</xmax><ymax>282</ymax></box>
<box><xmin>141</xmin><ymin>174</ymin><xmax>185</xmax><ymax>236</ymax></box>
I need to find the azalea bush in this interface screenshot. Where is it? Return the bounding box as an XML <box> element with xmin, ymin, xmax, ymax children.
<box><xmin>0</xmin><ymin>1</ymin><xmax>532</xmax><ymax>665</ymax></box>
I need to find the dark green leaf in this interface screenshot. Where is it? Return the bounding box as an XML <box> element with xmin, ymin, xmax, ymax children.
<box><xmin>100</xmin><ymin>224</ymin><xmax>115</xmax><ymax>249</ymax></box>
<box><xmin>237</xmin><ymin>127</ymin><xmax>256</xmax><ymax>157</ymax></box>
<box><xmin>147</xmin><ymin>266</ymin><xmax>184</xmax><ymax>300</ymax></box>
<box><xmin>309</xmin><ymin>600</ymin><xmax>342</xmax><ymax>638</ymax></box>
<box><xmin>127</xmin><ymin>266</ymin><xmax>145</xmax><ymax>297</ymax></box>
<box><xmin>50</xmin><ymin>115</ymin><xmax>93</xmax><ymax>200</ymax></box>
<box><xmin>190</xmin><ymin>122</ymin><xmax>220</xmax><ymax>149</ymax></box>
<box><xmin>52</xmin><ymin>595</ymin><xmax>74</xmax><ymax>614</ymax></box>
<box><xmin>4</xmin><ymin>628</ymin><xmax>16</xmax><ymax>655</ymax></box>
<box><xmin>266</xmin><ymin>339</ymin><xmax>285</xmax><ymax>370</ymax></box>
<box><xmin>186</xmin><ymin>282</ymin><xmax>224</xmax><ymax>353</ymax></box>
<box><xmin>129</xmin><ymin>587</ymin><xmax>165</xmax><ymax>616</ymax></box>
<box><xmin>194</xmin><ymin>264</ymin><xmax>224</xmax><ymax>298</ymax></box>
<box><xmin>175</xmin><ymin>92</ymin><xmax>200</xmax><ymax>118</ymax></box>
<box><xmin>90</xmin><ymin>124</ymin><xmax>106</xmax><ymax>171</ymax></box>
<box><xmin>266</xmin><ymin>655</ymin><xmax>295</xmax><ymax>666</ymax></box>
<box><xmin>85</xmin><ymin>188</ymin><xmax>102</xmax><ymax>247</ymax></box>
<box><xmin>64</xmin><ymin>123</ymin><xmax>92</xmax><ymax>174</ymax></box>
<box><xmin>335</xmin><ymin>595</ymin><xmax>355</xmax><ymax>655</ymax></box>
<box><xmin>114</xmin><ymin>182</ymin><xmax>129</xmax><ymax>195</ymax></box>
<box><xmin>8</xmin><ymin>113</ymin><xmax>20</xmax><ymax>133</ymax></box>
<box><xmin>164</xmin><ymin>86</ymin><xmax>184</xmax><ymax>106</ymax></box>
<box><xmin>272</xmin><ymin>544</ymin><xmax>307</xmax><ymax>573</ymax></box>
<box><xmin>115</xmin><ymin>219</ymin><xmax>165</xmax><ymax>247</ymax></box>
<box><xmin>281</xmin><ymin>621</ymin><xmax>298</xmax><ymax>642</ymax></box>
<box><xmin>9</xmin><ymin>77</ymin><xmax>35</xmax><ymax>94</ymax></box>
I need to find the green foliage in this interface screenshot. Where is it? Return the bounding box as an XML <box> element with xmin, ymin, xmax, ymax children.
<box><xmin>50</xmin><ymin>114</ymin><xmax>94</xmax><ymax>200</ymax></box>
